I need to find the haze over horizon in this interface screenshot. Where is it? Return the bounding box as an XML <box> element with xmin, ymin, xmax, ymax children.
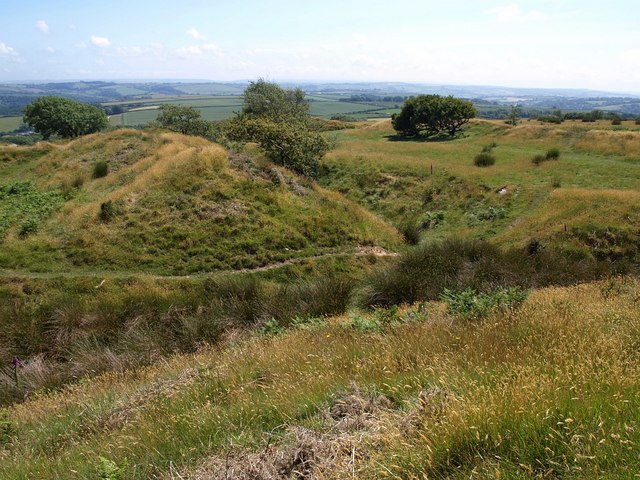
<box><xmin>1</xmin><ymin>0</ymin><xmax>639</xmax><ymax>94</ymax></box>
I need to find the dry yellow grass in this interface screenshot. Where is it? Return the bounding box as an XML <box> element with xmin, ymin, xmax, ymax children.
<box><xmin>573</xmin><ymin>129</ymin><xmax>640</xmax><ymax>157</ymax></box>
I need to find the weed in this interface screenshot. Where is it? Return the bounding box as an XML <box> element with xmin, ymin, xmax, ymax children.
<box><xmin>474</xmin><ymin>153</ymin><xmax>496</xmax><ymax>167</ymax></box>
<box><xmin>18</xmin><ymin>218</ymin><xmax>38</xmax><ymax>237</ymax></box>
<box><xmin>0</xmin><ymin>409</ymin><xmax>14</xmax><ymax>445</ymax></box>
<box><xmin>97</xmin><ymin>457</ymin><xmax>128</xmax><ymax>480</ymax></box>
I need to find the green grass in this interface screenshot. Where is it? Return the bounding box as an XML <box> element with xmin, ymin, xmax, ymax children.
<box><xmin>317</xmin><ymin>119</ymin><xmax>640</xmax><ymax>252</ymax></box>
<box><xmin>0</xmin><ymin>116</ymin><xmax>23</xmax><ymax>132</ymax></box>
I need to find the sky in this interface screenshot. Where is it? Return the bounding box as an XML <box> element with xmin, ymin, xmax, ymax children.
<box><xmin>1</xmin><ymin>0</ymin><xmax>639</xmax><ymax>93</ymax></box>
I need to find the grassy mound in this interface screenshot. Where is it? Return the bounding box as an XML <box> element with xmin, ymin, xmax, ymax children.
<box><xmin>0</xmin><ymin>129</ymin><xmax>400</xmax><ymax>274</ymax></box>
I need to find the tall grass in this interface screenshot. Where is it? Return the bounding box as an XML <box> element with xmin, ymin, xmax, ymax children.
<box><xmin>358</xmin><ymin>238</ymin><xmax>631</xmax><ymax>308</ymax></box>
<box><xmin>0</xmin><ymin>272</ymin><xmax>356</xmax><ymax>405</ymax></box>
<box><xmin>1</xmin><ymin>279</ymin><xmax>638</xmax><ymax>478</ymax></box>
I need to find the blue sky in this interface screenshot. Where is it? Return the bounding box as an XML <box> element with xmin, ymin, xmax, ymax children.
<box><xmin>1</xmin><ymin>0</ymin><xmax>639</xmax><ymax>92</ymax></box>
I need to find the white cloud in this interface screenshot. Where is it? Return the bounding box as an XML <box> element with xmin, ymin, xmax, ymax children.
<box><xmin>0</xmin><ymin>42</ymin><xmax>18</xmax><ymax>57</ymax></box>
<box><xmin>175</xmin><ymin>43</ymin><xmax>220</xmax><ymax>57</ymax></box>
<box><xmin>186</xmin><ymin>28</ymin><xmax>206</xmax><ymax>40</ymax></box>
<box><xmin>486</xmin><ymin>4</ymin><xmax>545</xmax><ymax>22</ymax></box>
<box><xmin>91</xmin><ymin>35</ymin><xmax>112</xmax><ymax>48</ymax></box>
<box><xmin>36</xmin><ymin>20</ymin><xmax>50</xmax><ymax>33</ymax></box>
<box><xmin>46</xmin><ymin>46</ymin><xmax>56</xmax><ymax>54</ymax></box>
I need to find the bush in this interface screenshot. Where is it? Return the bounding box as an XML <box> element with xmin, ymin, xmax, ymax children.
<box><xmin>18</xmin><ymin>218</ymin><xmax>38</xmax><ymax>237</ymax></box>
<box><xmin>358</xmin><ymin>238</ymin><xmax>628</xmax><ymax>309</ymax></box>
<box><xmin>93</xmin><ymin>161</ymin><xmax>109</xmax><ymax>178</ymax></box>
<box><xmin>474</xmin><ymin>153</ymin><xmax>496</xmax><ymax>167</ymax></box>
<box><xmin>532</xmin><ymin>154</ymin><xmax>546</xmax><ymax>165</ymax></box>
<box><xmin>545</xmin><ymin>148</ymin><xmax>560</xmax><ymax>160</ymax></box>
<box><xmin>99</xmin><ymin>201</ymin><xmax>117</xmax><ymax>222</ymax></box>
<box><xmin>612</xmin><ymin>118</ymin><xmax>622</xmax><ymax>125</ymax></box>
<box><xmin>635</xmin><ymin>117</ymin><xmax>640</xmax><ymax>125</ymax></box>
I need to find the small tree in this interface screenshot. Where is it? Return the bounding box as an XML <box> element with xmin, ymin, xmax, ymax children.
<box><xmin>23</xmin><ymin>96</ymin><xmax>108</xmax><ymax>140</ymax></box>
<box><xmin>242</xmin><ymin>79</ymin><xmax>309</xmax><ymax>121</ymax></box>
<box><xmin>156</xmin><ymin>105</ymin><xmax>211</xmax><ymax>136</ymax></box>
<box><xmin>225</xmin><ymin>80</ymin><xmax>328</xmax><ymax>177</ymax></box>
<box><xmin>507</xmin><ymin>104</ymin><xmax>521</xmax><ymax>126</ymax></box>
<box><xmin>392</xmin><ymin>95</ymin><xmax>476</xmax><ymax>137</ymax></box>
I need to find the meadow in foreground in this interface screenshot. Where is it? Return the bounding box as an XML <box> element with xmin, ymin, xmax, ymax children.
<box><xmin>0</xmin><ymin>278</ymin><xmax>638</xmax><ymax>478</ymax></box>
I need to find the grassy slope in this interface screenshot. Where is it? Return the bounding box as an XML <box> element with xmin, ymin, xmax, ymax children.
<box><xmin>1</xmin><ymin>278</ymin><xmax>638</xmax><ymax>478</ymax></box>
<box><xmin>318</xmin><ymin>119</ymin><xmax>640</xmax><ymax>256</ymax></box>
<box><xmin>0</xmin><ymin>129</ymin><xmax>400</xmax><ymax>275</ymax></box>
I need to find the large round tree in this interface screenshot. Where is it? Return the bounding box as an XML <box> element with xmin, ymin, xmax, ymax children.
<box><xmin>392</xmin><ymin>95</ymin><xmax>476</xmax><ymax>137</ymax></box>
<box><xmin>23</xmin><ymin>96</ymin><xmax>108</xmax><ymax>140</ymax></box>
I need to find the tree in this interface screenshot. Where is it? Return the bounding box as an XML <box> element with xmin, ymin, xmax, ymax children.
<box><xmin>225</xmin><ymin>80</ymin><xmax>328</xmax><ymax>177</ymax></box>
<box><xmin>392</xmin><ymin>95</ymin><xmax>476</xmax><ymax>137</ymax></box>
<box><xmin>507</xmin><ymin>104</ymin><xmax>521</xmax><ymax>126</ymax></box>
<box><xmin>242</xmin><ymin>79</ymin><xmax>308</xmax><ymax>121</ymax></box>
<box><xmin>23</xmin><ymin>96</ymin><xmax>108</xmax><ymax>140</ymax></box>
<box><xmin>226</xmin><ymin>117</ymin><xmax>327</xmax><ymax>177</ymax></box>
<box><xmin>156</xmin><ymin>104</ymin><xmax>211</xmax><ymax>136</ymax></box>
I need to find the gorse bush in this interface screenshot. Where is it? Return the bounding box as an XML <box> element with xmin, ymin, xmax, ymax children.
<box><xmin>474</xmin><ymin>153</ymin><xmax>496</xmax><ymax>167</ymax></box>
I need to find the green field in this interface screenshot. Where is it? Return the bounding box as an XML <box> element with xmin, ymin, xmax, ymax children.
<box><xmin>0</xmin><ymin>116</ymin><xmax>23</xmax><ymax>132</ymax></box>
<box><xmin>105</xmin><ymin>94</ymin><xmax>402</xmax><ymax>126</ymax></box>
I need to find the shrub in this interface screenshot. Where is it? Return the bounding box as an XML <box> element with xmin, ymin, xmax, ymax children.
<box><xmin>99</xmin><ymin>201</ymin><xmax>117</xmax><ymax>222</ymax></box>
<box><xmin>532</xmin><ymin>154</ymin><xmax>546</xmax><ymax>165</ymax></box>
<box><xmin>474</xmin><ymin>153</ymin><xmax>496</xmax><ymax>167</ymax></box>
<box><xmin>612</xmin><ymin>118</ymin><xmax>622</xmax><ymax>125</ymax></box>
<box><xmin>93</xmin><ymin>161</ymin><xmax>109</xmax><ymax>178</ymax></box>
<box><xmin>440</xmin><ymin>286</ymin><xmax>529</xmax><ymax>320</ymax></box>
<box><xmin>545</xmin><ymin>148</ymin><xmax>560</xmax><ymax>160</ymax></box>
<box><xmin>358</xmin><ymin>238</ymin><xmax>627</xmax><ymax>309</ymax></box>
<box><xmin>635</xmin><ymin>117</ymin><xmax>640</xmax><ymax>125</ymax></box>
<box><xmin>18</xmin><ymin>218</ymin><xmax>38</xmax><ymax>237</ymax></box>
